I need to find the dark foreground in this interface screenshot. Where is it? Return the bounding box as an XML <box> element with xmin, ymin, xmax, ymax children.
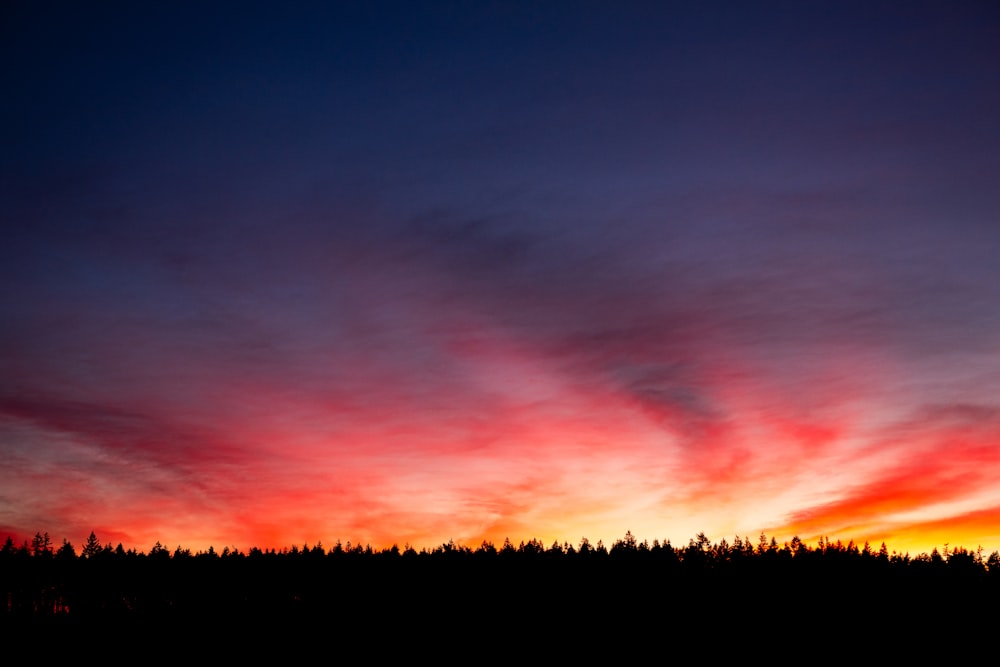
<box><xmin>4</xmin><ymin>534</ymin><xmax>998</xmax><ymax>652</ymax></box>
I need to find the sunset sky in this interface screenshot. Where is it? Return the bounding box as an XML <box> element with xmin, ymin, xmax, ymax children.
<box><xmin>3</xmin><ymin>2</ymin><xmax>1000</xmax><ymax>555</ymax></box>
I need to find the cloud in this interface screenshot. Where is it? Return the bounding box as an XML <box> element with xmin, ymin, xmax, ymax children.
<box><xmin>773</xmin><ymin>404</ymin><xmax>1000</xmax><ymax>543</ymax></box>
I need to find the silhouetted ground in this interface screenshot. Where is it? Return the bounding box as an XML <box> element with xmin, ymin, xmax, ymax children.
<box><xmin>4</xmin><ymin>533</ymin><xmax>997</xmax><ymax>653</ymax></box>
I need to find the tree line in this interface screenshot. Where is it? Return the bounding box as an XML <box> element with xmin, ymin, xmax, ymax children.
<box><xmin>3</xmin><ymin>529</ymin><xmax>999</xmax><ymax>646</ymax></box>
<box><xmin>6</xmin><ymin>529</ymin><xmax>997</xmax><ymax>568</ymax></box>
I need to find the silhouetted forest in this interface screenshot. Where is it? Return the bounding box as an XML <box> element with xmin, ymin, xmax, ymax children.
<box><xmin>4</xmin><ymin>530</ymin><xmax>998</xmax><ymax>649</ymax></box>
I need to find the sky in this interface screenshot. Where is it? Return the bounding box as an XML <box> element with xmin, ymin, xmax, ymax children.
<box><xmin>2</xmin><ymin>1</ymin><xmax>1000</xmax><ymax>555</ymax></box>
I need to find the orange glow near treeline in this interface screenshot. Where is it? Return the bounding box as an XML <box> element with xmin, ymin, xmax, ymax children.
<box><xmin>4</xmin><ymin>339</ymin><xmax>1000</xmax><ymax>557</ymax></box>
